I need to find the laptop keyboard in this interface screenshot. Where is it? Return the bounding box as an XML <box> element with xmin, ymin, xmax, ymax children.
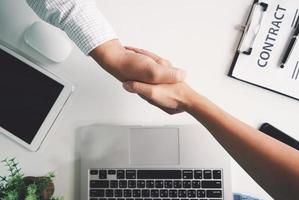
<box><xmin>89</xmin><ymin>169</ymin><xmax>223</xmax><ymax>200</ymax></box>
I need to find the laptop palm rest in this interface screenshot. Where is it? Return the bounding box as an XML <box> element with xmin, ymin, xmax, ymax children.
<box><xmin>129</xmin><ymin>128</ymin><xmax>180</xmax><ymax>165</ymax></box>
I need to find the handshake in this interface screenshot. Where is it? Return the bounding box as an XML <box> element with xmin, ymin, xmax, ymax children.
<box><xmin>90</xmin><ymin>39</ymin><xmax>198</xmax><ymax>115</ymax></box>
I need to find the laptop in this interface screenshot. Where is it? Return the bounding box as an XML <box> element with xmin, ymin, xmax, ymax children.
<box><xmin>79</xmin><ymin>125</ymin><xmax>232</xmax><ymax>200</ymax></box>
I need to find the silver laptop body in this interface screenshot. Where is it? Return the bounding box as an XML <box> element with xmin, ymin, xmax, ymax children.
<box><xmin>79</xmin><ymin>125</ymin><xmax>232</xmax><ymax>200</ymax></box>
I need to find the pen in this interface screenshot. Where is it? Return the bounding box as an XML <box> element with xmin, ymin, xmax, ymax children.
<box><xmin>280</xmin><ymin>23</ymin><xmax>299</xmax><ymax>68</ymax></box>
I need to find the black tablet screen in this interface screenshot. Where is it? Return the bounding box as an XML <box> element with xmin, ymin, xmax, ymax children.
<box><xmin>0</xmin><ymin>48</ymin><xmax>64</xmax><ymax>144</ymax></box>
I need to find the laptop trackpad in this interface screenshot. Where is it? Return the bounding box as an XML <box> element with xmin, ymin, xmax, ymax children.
<box><xmin>129</xmin><ymin>128</ymin><xmax>180</xmax><ymax>165</ymax></box>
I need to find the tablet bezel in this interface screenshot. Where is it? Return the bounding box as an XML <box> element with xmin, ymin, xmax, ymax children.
<box><xmin>0</xmin><ymin>43</ymin><xmax>74</xmax><ymax>151</ymax></box>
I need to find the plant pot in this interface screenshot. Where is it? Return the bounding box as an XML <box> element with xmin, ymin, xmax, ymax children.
<box><xmin>23</xmin><ymin>176</ymin><xmax>55</xmax><ymax>200</ymax></box>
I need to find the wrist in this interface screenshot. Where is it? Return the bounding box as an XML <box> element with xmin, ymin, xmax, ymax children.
<box><xmin>176</xmin><ymin>84</ymin><xmax>197</xmax><ymax>111</ymax></box>
<box><xmin>179</xmin><ymin>86</ymin><xmax>206</xmax><ymax>113</ymax></box>
<box><xmin>90</xmin><ymin>39</ymin><xmax>125</xmax><ymax>70</ymax></box>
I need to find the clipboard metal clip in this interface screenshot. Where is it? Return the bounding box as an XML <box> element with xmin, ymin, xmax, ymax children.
<box><xmin>237</xmin><ymin>0</ymin><xmax>268</xmax><ymax>55</ymax></box>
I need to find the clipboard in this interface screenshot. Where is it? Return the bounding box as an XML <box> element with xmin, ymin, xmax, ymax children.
<box><xmin>229</xmin><ymin>0</ymin><xmax>299</xmax><ymax>101</ymax></box>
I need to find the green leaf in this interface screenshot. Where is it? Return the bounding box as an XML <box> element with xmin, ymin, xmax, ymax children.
<box><xmin>25</xmin><ymin>184</ymin><xmax>38</xmax><ymax>200</ymax></box>
<box><xmin>2</xmin><ymin>190</ymin><xmax>18</xmax><ymax>200</ymax></box>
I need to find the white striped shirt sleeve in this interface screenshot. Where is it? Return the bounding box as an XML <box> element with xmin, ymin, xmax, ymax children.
<box><xmin>26</xmin><ymin>0</ymin><xmax>118</xmax><ymax>55</ymax></box>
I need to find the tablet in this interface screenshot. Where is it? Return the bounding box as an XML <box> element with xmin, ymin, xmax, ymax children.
<box><xmin>0</xmin><ymin>43</ymin><xmax>74</xmax><ymax>151</ymax></box>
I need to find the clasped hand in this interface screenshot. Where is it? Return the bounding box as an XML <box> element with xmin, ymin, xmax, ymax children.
<box><xmin>91</xmin><ymin>40</ymin><xmax>193</xmax><ymax>114</ymax></box>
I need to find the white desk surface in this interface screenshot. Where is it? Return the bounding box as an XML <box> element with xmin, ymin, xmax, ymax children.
<box><xmin>1</xmin><ymin>0</ymin><xmax>298</xmax><ymax>199</ymax></box>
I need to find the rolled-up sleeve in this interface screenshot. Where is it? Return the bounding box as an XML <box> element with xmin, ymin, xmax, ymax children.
<box><xmin>26</xmin><ymin>0</ymin><xmax>118</xmax><ymax>55</ymax></box>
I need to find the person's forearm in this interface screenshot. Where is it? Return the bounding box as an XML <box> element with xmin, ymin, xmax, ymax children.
<box><xmin>183</xmin><ymin>92</ymin><xmax>299</xmax><ymax>199</ymax></box>
<box><xmin>90</xmin><ymin>39</ymin><xmax>127</xmax><ymax>82</ymax></box>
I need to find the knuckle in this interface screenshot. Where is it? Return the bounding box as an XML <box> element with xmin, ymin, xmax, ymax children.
<box><xmin>168</xmin><ymin>69</ymin><xmax>177</xmax><ymax>82</ymax></box>
<box><xmin>159</xmin><ymin>59</ymin><xmax>171</xmax><ymax>66</ymax></box>
<box><xmin>131</xmin><ymin>82</ymin><xmax>140</xmax><ymax>92</ymax></box>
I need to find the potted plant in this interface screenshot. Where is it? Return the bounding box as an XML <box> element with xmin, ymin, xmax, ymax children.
<box><xmin>0</xmin><ymin>158</ymin><xmax>63</xmax><ymax>200</ymax></box>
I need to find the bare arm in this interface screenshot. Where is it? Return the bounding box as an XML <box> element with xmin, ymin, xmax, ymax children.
<box><xmin>89</xmin><ymin>41</ymin><xmax>186</xmax><ymax>84</ymax></box>
<box><xmin>122</xmin><ymin>48</ymin><xmax>299</xmax><ymax>200</ymax></box>
<box><xmin>185</xmin><ymin>91</ymin><xmax>299</xmax><ymax>200</ymax></box>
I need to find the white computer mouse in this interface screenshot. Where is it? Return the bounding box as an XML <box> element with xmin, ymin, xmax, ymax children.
<box><xmin>24</xmin><ymin>21</ymin><xmax>72</xmax><ymax>63</ymax></box>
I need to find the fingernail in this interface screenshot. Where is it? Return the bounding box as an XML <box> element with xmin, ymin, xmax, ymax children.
<box><xmin>123</xmin><ymin>82</ymin><xmax>133</xmax><ymax>92</ymax></box>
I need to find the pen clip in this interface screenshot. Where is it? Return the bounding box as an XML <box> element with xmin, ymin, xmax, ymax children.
<box><xmin>237</xmin><ymin>1</ymin><xmax>268</xmax><ymax>55</ymax></box>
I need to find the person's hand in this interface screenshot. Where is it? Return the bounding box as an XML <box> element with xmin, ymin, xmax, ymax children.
<box><xmin>90</xmin><ymin>40</ymin><xmax>186</xmax><ymax>84</ymax></box>
<box><xmin>119</xmin><ymin>45</ymin><xmax>193</xmax><ymax>114</ymax></box>
<box><xmin>122</xmin><ymin>81</ymin><xmax>198</xmax><ymax>114</ymax></box>
<box><xmin>118</xmin><ymin>44</ymin><xmax>198</xmax><ymax>114</ymax></box>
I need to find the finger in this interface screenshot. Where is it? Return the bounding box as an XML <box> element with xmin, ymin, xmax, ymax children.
<box><xmin>123</xmin><ymin>82</ymin><xmax>183</xmax><ymax>115</ymax></box>
<box><xmin>122</xmin><ymin>81</ymin><xmax>153</xmax><ymax>98</ymax></box>
<box><xmin>123</xmin><ymin>47</ymin><xmax>186</xmax><ymax>83</ymax></box>
<box><xmin>125</xmin><ymin>46</ymin><xmax>165</xmax><ymax>64</ymax></box>
<box><xmin>148</xmin><ymin>63</ymin><xmax>186</xmax><ymax>83</ymax></box>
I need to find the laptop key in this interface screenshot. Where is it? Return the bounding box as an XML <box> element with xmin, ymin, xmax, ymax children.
<box><xmin>197</xmin><ymin>190</ymin><xmax>206</xmax><ymax>198</ymax></box>
<box><xmin>126</xmin><ymin>170</ymin><xmax>136</xmax><ymax>179</ymax></box>
<box><xmin>194</xmin><ymin>170</ymin><xmax>203</xmax><ymax>179</ymax></box>
<box><xmin>115</xmin><ymin>189</ymin><xmax>123</xmax><ymax>197</ymax></box>
<box><xmin>90</xmin><ymin>189</ymin><xmax>105</xmax><ymax>197</ymax></box>
<box><xmin>183</xmin><ymin>170</ymin><xmax>193</xmax><ymax>179</ymax></box>
<box><xmin>119</xmin><ymin>180</ymin><xmax>127</xmax><ymax>188</ymax></box>
<box><xmin>146</xmin><ymin>180</ymin><xmax>155</xmax><ymax>188</ymax></box>
<box><xmin>151</xmin><ymin>189</ymin><xmax>159</xmax><ymax>197</ymax></box>
<box><xmin>187</xmin><ymin>190</ymin><xmax>196</xmax><ymax>198</ymax></box>
<box><xmin>137</xmin><ymin>180</ymin><xmax>145</xmax><ymax>188</ymax></box>
<box><xmin>117</xmin><ymin>170</ymin><xmax>125</xmax><ymax>179</ymax></box>
<box><xmin>206</xmin><ymin>190</ymin><xmax>222</xmax><ymax>198</ymax></box>
<box><xmin>213</xmin><ymin>170</ymin><xmax>222</xmax><ymax>179</ymax></box>
<box><xmin>203</xmin><ymin>170</ymin><xmax>212</xmax><ymax>179</ymax></box>
<box><xmin>173</xmin><ymin>181</ymin><xmax>182</xmax><ymax>188</ymax></box>
<box><xmin>106</xmin><ymin>189</ymin><xmax>114</xmax><ymax>197</ymax></box>
<box><xmin>178</xmin><ymin>190</ymin><xmax>187</xmax><ymax>197</ymax></box>
<box><xmin>90</xmin><ymin>180</ymin><xmax>109</xmax><ymax>188</ymax></box>
<box><xmin>160</xmin><ymin>189</ymin><xmax>168</xmax><ymax>197</ymax></box>
<box><xmin>169</xmin><ymin>190</ymin><xmax>178</xmax><ymax>197</ymax></box>
<box><xmin>137</xmin><ymin>170</ymin><xmax>181</xmax><ymax>179</ymax></box>
<box><xmin>192</xmin><ymin>180</ymin><xmax>201</xmax><ymax>188</ymax></box>
<box><xmin>110</xmin><ymin>180</ymin><xmax>118</xmax><ymax>188</ymax></box>
<box><xmin>124</xmin><ymin>190</ymin><xmax>132</xmax><ymax>197</ymax></box>
<box><xmin>165</xmin><ymin>180</ymin><xmax>173</xmax><ymax>188</ymax></box>
<box><xmin>202</xmin><ymin>180</ymin><xmax>222</xmax><ymax>188</ymax></box>
<box><xmin>133</xmin><ymin>189</ymin><xmax>141</xmax><ymax>197</ymax></box>
<box><xmin>142</xmin><ymin>189</ymin><xmax>150</xmax><ymax>197</ymax></box>
<box><xmin>108</xmin><ymin>170</ymin><xmax>116</xmax><ymax>175</ymax></box>
<box><xmin>128</xmin><ymin>180</ymin><xmax>136</xmax><ymax>188</ymax></box>
<box><xmin>183</xmin><ymin>181</ymin><xmax>191</xmax><ymax>188</ymax></box>
<box><xmin>99</xmin><ymin>170</ymin><xmax>107</xmax><ymax>179</ymax></box>
<box><xmin>155</xmin><ymin>180</ymin><xmax>163</xmax><ymax>188</ymax></box>
<box><xmin>90</xmin><ymin>170</ymin><xmax>98</xmax><ymax>175</ymax></box>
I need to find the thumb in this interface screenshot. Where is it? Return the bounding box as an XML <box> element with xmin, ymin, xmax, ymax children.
<box><xmin>122</xmin><ymin>81</ymin><xmax>153</xmax><ymax>97</ymax></box>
